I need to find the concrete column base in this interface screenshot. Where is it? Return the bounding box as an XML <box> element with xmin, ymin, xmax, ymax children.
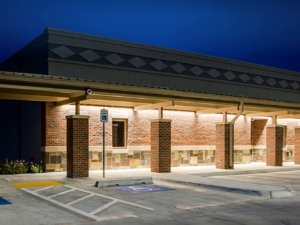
<box><xmin>151</xmin><ymin>119</ymin><xmax>171</xmax><ymax>173</ymax></box>
<box><xmin>266</xmin><ymin>125</ymin><xmax>283</xmax><ymax>166</ymax></box>
<box><xmin>66</xmin><ymin>115</ymin><xmax>89</xmax><ymax>178</ymax></box>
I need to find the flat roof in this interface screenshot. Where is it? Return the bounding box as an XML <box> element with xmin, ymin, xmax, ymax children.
<box><xmin>1</xmin><ymin>28</ymin><xmax>300</xmax><ymax>105</ymax></box>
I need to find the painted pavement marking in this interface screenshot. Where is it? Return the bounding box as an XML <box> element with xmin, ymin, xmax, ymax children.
<box><xmin>0</xmin><ymin>197</ymin><xmax>11</xmax><ymax>205</ymax></box>
<box><xmin>89</xmin><ymin>199</ymin><xmax>119</xmax><ymax>215</ymax></box>
<box><xmin>21</xmin><ymin>184</ymin><xmax>154</xmax><ymax>222</ymax></box>
<box><xmin>48</xmin><ymin>188</ymin><xmax>76</xmax><ymax>198</ymax></box>
<box><xmin>13</xmin><ymin>180</ymin><xmax>62</xmax><ymax>188</ymax></box>
<box><xmin>113</xmin><ymin>184</ymin><xmax>175</xmax><ymax>193</ymax></box>
<box><xmin>176</xmin><ymin>197</ymin><xmax>266</xmax><ymax>210</ymax></box>
<box><xmin>33</xmin><ymin>186</ymin><xmax>54</xmax><ymax>193</ymax></box>
<box><xmin>66</xmin><ymin>193</ymin><xmax>94</xmax><ymax>206</ymax></box>
<box><xmin>64</xmin><ymin>185</ymin><xmax>154</xmax><ymax>211</ymax></box>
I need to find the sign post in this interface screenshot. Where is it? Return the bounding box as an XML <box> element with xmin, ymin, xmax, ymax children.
<box><xmin>100</xmin><ymin>109</ymin><xmax>108</xmax><ymax>178</ymax></box>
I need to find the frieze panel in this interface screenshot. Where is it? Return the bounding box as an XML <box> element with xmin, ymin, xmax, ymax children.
<box><xmin>49</xmin><ymin>44</ymin><xmax>300</xmax><ymax>92</ymax></box>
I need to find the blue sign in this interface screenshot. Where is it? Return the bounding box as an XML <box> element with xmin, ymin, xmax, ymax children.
<box><xmin>113</xmin><ymin>184</ymin><xmax>175</xmax><ymax>193</ymax></box>
<box><xmin>0</xmin><ymin>197</ymin><xmax>11</xmax><ymax>205</ymax></box>
<box><xmin>101</xmin><ymin>114</ymin><xmax>107</xmax><ymax>121</ymax></box>
<box><xmin>100</xmin><ymin>109</ymin><xmax>108</xmax><ymax>122</ymax></box>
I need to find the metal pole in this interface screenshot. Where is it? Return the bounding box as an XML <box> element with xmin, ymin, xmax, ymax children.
<box><xmin>102</xmin><ymin>122</ymin><xmax>105</xmax><ymax>178</ymax></box>
<box><xmin>18</xmin><ymin>101</ymin><xmax>23</xmax><ymax>160</ymax></box>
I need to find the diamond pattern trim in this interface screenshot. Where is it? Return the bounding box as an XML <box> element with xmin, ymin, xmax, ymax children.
<box><xmin>105</xmin><ymin>53</ymin><xmax>124</xmax><ymax>65</ymax></box>
<box><xmin>291</xmin><ymin>82</ymin><xmax>300</xmax><ymax>90</ymax></box>
<box><xmin>189</xmin><ymin>66</ymin><xmax>204</xmax><ymax>76</ymax></box>
<box><xmin>266</xmin><ymin>78</ymin><xmax>277</xmax><ymax>86</ymax></box>
<box><xmin>253</xmin><ymin>76</ymin><xmax>264</xmax><ymax>84</ymax></box>
<box><xmin>171</xmin><ymin>63</ymin><xmax>186</xmax><ymax>74</ymax></box>
<box><xmin>207</xmin><ymin>69</ymin><xmax>221</xmax><ymax>78</ymax></box>
<box><xmin>128</xmin><ymin>57</ymin><xmax>146</xmax><ymax>68</ymax></box>
<box><xmin>279</xmin><ymin>80</ymin><xmax>289</xmax><ymax>88</ymax></box>
<box><xmin>51</xmin><ymin>46</ymin><xmax>75</xmax><ymax>59</ymax></box>
<box><xmin>224</xmin><ymin>71</ymin><xmax>236</xmax><ymax>80</ymax></box>
<box><xmin>239</xmin><ymin>73</ymin><xmax>251</xmax><ymax>82</ymax></box>
<box><xmin>150</xmin><ymin>60</ymin><xmax>168</xmax><ymax>71</ymax></box>
<box><xmin>79</xmin><ymin>50</ymin><xmax>100</xmax><ymax>62</ymax></box>
<box><xmin>49</xmin><ymin>44</ymin><xmax>300</xmax><ymax>93</ymax></box>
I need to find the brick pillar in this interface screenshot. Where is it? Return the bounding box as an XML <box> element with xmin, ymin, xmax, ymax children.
<box><xmin>151</xmin><ymin>119</ymin><xmax>171</xmax><ymax>173</ymax></box>
<box><xmin>66</xmin><ymin>115</ymin><xmax>89</xmax><ymax>178</ymax></box>
<box><xmin>215</xmin><ymin>123</ymin><xmax>233</xmax><ymax>169</ymax></box>
<box><xmin>294</xmin><ymin>126</ymin><xmax>300</xmax><ymax>164</ymax></box>
<box><xmin>266</xmin><ymin>125</ymin><xmax>283</xmax><ymax>166</ymax></box>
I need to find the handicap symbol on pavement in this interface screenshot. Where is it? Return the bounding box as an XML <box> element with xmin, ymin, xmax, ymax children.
<box><xmin>113</xmin><ymin>184</ymin><xmax>175</xmax><ymax>193</ymax></box>
<box><xmin>0</xmin><ymin>197</ymin><xmax>11</xmax><ymax>205</ymax></box>
<box><xmin>127</xmin><ymin>186</ymin><xmax>153</xmax><ymax>191</ymax></box>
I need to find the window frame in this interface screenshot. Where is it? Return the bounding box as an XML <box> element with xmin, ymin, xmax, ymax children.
<box><xmin>112</xmin><ymin>118</ymin><xmax>128</xmax><ymax>149</ymax></box>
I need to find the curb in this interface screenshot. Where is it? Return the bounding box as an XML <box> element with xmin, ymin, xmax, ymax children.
<box><xmin>95</xmin><ymin>176</ymin><xmax>153</xmax><ymax>187</ymax></box>
<box><xmin>154</xmin><ymin>177</ymin><xmax>292</xmax><ymax>199</ymax></box>
<box><xmin>196</xmin><ymin>167</ymin><xmax>300</xmax><ymax>177</ymax></box>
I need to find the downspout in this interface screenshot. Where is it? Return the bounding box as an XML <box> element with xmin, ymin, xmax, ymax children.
<box><xmin>229</xmin><ymin>101</ymin><xmax>244</xmax><ymax>168</ymax></box>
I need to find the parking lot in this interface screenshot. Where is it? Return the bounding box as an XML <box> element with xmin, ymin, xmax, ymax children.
<box><xmin>1</xmin><ymin>170</ymin><xmax>300</xmax><ymax>225</ymax></box>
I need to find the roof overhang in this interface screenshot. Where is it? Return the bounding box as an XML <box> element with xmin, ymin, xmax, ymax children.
<box><xmin>1</xmin><ymin>71</ymin><xmax>300</xmax><ymax>119</ymax></box>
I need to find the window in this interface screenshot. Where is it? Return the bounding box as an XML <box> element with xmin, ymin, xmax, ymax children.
<box><xmin>112</xmin><ymin>119</ymin><xmax>127</xmax><ymax>148</ymax></box>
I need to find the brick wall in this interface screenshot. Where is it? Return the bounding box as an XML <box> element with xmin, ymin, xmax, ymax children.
<box><xmin>234</xmin><ymin>116</ymin><xmax>251</xmax><ymax>145</ymax></box>
<box><xmin>43</xmin><ymin>103</ymin><xmax>254</xmax><ymax>148</ymax></box>
<box><xmin>66</xmin><ymin>115</ymin><xmax>89</xmax><ymax>178</ymax></box>
<box><xmin>284</xmin><ymin>119</ymin><xmax>299</xmax><ymax>145</ymax></box>
<box><xmin>215</xmin><ymin>123</ymin><xmax>231</xmax><ymax>169</ymax></box>
<box><xmin>43</xmin><ymin>102</ymin><xmax>68</xmax><ymax>146</ymax></box>
<box><xmin>150</xmin><ymin>119</ymin><xmax>171</xmax><ymax>172</ymax></box>
<box><xmin>251</xmin><ymin>119</ymin><xmax>269</xmax><ymax>146</ymax></box>
<box><xmin>266</xmin><ymin>125</ymin><xmax>283</xmax><ymax>166</ymax></box>
<box><xmin>42</xmin><ymin>103</ymin><xmax>300</xmax><ymax>171</ymax></box>
<box><xmin>294</xmin><ymin>127</ymin><xmax>300</xmax><ymax>164</ymax></box>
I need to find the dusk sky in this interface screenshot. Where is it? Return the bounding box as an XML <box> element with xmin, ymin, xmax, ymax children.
<box><xmin>1</xmin><ymin>0</ymin><xmax>300</xmax><ymax>72</ymax></box>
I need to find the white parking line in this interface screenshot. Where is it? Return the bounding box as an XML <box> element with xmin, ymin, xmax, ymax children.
<box><xmin>33</xmin><ymin>186</ymin><xmax>54</xmax><ymax>193</ymax></box>
<box><xmin>66</xmin><ymin>193</ymin><xmax>94</xmax><ymax>206</ymax></box>
<box><xmin>176</xmin><ymin>197</ymin><xmax>265</xmax><ymax>210</ymax></box>
<box><xmin>89</xmin><ymin>199</ymin><xmax>118</xmax><ymax>215</ymax></box>
<box><xmin>64</xmin><ymin>185</ymin><xmax>154</xmax><ymax>211</ymax></box>
<box><xmin>22</xmin><ymin>184</ymin><xmax>154</xmax><ymax>222</ymax></box>
<box><xmin>48</xmin><ymin>188</ymin><xmax>75</xmax><ymax>198</ymax></box>
<box><xmin>21</xmin><ymin>188</ymin><xmax>100</xmax><ymax>221</ymax></box>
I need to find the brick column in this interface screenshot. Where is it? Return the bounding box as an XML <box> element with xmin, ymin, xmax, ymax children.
<box><xmin>266</xmin><ymin>125</ymin><xmax>283</xmax><ymax>166</ymax></box>
<box><xmin>151</xmin><ymin>119</ymin><xmax>171</xmax><ymax>173</ymax></box>
<box><xmin>66</xmin><ymin>115</ymin><xmax>89</xmax><ymax>178</ymax></box>
<box><xmin>294</xmin><ymin>126</ymin><xmax>300</xmax><ymax>164</ymax></box>
<box><xmin>215</xmin><ymin>123</ymin><xmax>233</xmax><ymax>169</ymax></box>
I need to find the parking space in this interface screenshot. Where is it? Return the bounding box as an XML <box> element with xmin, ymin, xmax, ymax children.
<box><xmin>1</xmin><ymin>169</ymin><xmax>300</xmax><ymax>225</ymax></box>
<box><xmin>0</xmin><ymin>176</ymin><xmax>262</xmax><ymax>225</ymax></box>
<box><xmin>21</xmin><ymin>184</ymin><xmax>154</xmax><ymax>222</ymax></box>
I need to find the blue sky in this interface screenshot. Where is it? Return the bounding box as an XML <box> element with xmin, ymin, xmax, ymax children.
<box><xmin>1</xmin><ymin>0</ymin><xmax>300</xmax><ymax>72</ymax></box>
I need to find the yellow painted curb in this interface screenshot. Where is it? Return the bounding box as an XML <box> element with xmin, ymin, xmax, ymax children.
<box><xmin>13</xmin><ymin>180</ymin><xmax>62</xmax><ymax>188</ymax></box>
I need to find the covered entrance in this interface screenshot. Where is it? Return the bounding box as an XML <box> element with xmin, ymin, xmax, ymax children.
<box><xmin>1</xmin><ymin>28</ymin><xmax>300</xmax><ymax>177</ymax></box>
<box><xmin>1</xmin><ymin>70</ymin><xmax>300</xmax><ymax>177</ymax></box>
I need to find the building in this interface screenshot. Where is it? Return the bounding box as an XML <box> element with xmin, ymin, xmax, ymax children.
<box><xmin>1</xmin><ymin>28</ymin><xmax>300</xmax><ymax>177</ymax></box>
